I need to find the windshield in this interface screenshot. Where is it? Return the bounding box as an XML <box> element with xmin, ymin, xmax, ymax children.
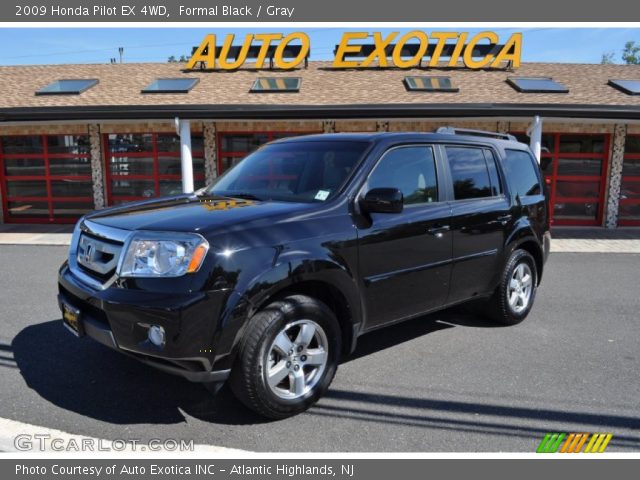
<box><xmin>206</xmin><ymin>141</ymin><xmax>370</xmax><ymax>203</ymax></box>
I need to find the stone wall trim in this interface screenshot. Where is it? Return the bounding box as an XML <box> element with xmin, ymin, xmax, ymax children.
<box><xmin>88</xmin><ymin>124</ymin><xmax>105</xmax><ymax>210</ymax></box>
<box><xmin>605</xmin><ymin>124</ymin><xmax>626</xmax><ymax>228</ymax></box>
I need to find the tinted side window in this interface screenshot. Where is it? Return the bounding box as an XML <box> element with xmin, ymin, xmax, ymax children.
<box><xmin>484</xmin><ymin>149</ymin><xmax>503</xmax><ymax>196</ymax></box>
<box><xmin>503</xmin><ymin>149</ymin><xmax>542</xmax><ymax>197</ymax></box>
<box><xmin>445</xmin><ymin>146</ymin><xmax>494</xmax><ymax>200</ymax></box>
<box><xmin>368</xmin><ymin>146</ymin><xmax>438</xmax><ymax>205</ymax></box>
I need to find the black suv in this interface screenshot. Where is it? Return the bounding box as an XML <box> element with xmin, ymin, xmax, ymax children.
<box><xmin>58</xmin><ymin>130</ymin><xmax>550</xmax><ymax>419</ymax></box>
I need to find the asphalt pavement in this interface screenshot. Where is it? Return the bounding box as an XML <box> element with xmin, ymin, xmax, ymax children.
<box><xmin>0</xmin><ymin>245</ymin><xmax>639</xmax><ymax>452</ymax></box>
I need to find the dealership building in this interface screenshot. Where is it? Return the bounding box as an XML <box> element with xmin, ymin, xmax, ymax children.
<box><xmin>1</xmin><ymin>60</ymin><xmax>640</xmax><ymax>227</ymax></box>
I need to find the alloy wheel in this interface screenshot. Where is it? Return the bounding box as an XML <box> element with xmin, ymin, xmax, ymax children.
<box><xmin>265</xmin><ymin>319</ymin><xmax>329</xmax><ymax>400</ymax></box>
<box><xmin>508</xmin><ymin>262</ymin><xmax>533</xmax><ymax>313</ymax></box>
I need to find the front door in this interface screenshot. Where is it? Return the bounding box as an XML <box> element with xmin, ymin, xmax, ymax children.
<box><xmin>357</xmin><ymin>145</ymin><xmax>452</xmax><ymax>329</ymax></box>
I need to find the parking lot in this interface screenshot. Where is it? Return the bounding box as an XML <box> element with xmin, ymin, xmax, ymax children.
<box><xmin>0</xmin><ymin>245</ymin><xmax>638</xmax><ymax>452</ymax></box>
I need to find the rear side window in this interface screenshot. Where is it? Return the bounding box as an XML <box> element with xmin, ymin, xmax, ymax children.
<box><xmin>503</xmin><ymin>149</ymin><xmax>542</xmax><ymax>197</ymax></box>
<box><xmin>483</xmin><ymin>150</ymin><xmax>503</xmax><ymax>196</ymax></box>
<box><xmin>368</xmin><ymin>146</ymin><xmax>438</xmax><ymax>205</ymax></box>
<box><xmin>445</xmin><ymin>146</ymin><xmax>500</xmax><ymax>200</ymax></box>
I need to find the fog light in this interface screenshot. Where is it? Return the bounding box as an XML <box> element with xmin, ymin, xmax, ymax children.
<box><xmin>148</xmin><ymin>325</ymin><xmax>165</xmax><ymax>347</ymax></box>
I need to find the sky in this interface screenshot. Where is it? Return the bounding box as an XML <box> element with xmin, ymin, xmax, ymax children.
<box><xmin>0</xmin><ymin>27</ymin><xmax>637</xmax><ymax>66</ymax></box>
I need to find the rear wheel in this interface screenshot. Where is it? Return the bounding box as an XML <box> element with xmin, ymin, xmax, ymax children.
<box><xmin>230</xmin><ymin>294</ymin><xmax>341</xmax><ymax>419</ymax></box>
<box><xmin>486</xmin><ymin>249</ymin><xmax>537</xmax><ymax>325</ymax></box>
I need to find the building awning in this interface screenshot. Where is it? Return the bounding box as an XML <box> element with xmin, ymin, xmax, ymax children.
<box><xmin>3</xmin><ymin>102</ymin><xmax>640</xmax><ymax>122</ymax></box>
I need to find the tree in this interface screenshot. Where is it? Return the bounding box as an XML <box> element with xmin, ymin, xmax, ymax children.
<box><xmin>622</xmin><ymin>41</ymin><xmax>640</xmax><ymax>65</ymax></box>
<box><xmin>600</xmin><ymin>51</ymin><xmax>615</xmax><ymax>64</ymax></box>
<box><xmin>168</xmin><ymin>55</ymin><xmax>189</xmax><ymax>63</ymax></box>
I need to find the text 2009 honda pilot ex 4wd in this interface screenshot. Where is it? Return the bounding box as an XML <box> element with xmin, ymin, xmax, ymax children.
<box><xmin>58</xmin><ymin>129</ymin><xmax>551</xmax><ymax>419</ymax></box>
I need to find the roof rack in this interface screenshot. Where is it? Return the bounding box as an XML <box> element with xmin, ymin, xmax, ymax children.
<box><xmin>436</xmin><ymin>127</ymin><xmax>517</xmax><ymax>142</ymax></box>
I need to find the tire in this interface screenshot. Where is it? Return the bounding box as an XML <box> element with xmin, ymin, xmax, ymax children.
<box><xmin>485</xmin><ymin>249</ymin><xmax>538</xmax><ymax>326</ymax></box>
<box><xmin>229</xmin><ymin>294</ymin><xmax>341</xmax><ymax>419</ymax></box>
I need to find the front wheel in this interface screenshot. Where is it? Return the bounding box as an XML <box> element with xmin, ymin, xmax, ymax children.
<box><xmin>485</xmin><ymin>249</ymin><xmax>538</xmax><ymax>325</ymax></box>
<box><xmin>229</xmin><ymin>294</ymin><xmax>341</xmax><ymax>419</ymax></box>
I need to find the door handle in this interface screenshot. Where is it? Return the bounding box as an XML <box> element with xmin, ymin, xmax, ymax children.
<box><xmin>427</xmin><ymin>225</ymin><xmax>450</xmax><ymax>238</ymax></box>
<box><xmin>497</xmin><ymin>214</ymin><xmax>512</xmax><ymax>225</ymax></box>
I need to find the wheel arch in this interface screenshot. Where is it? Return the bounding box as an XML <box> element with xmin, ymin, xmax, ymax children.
<box><xmin>514</xmin><ymin>239</ymin><xmax>544</xmax><ymax>284</ymax></box>
<box><xmin>256</xmin><ymin>279</ymin><xmax>358</xmax><ymax>357</ymax></box>
<box><xmin>215</xmin><ymin>257</ymin><xmax>363</xmax><ymax>372</ymax></box>
<box><xmin>505</xmin><ymin>224</ymin><xmax>545</xmax><ymax>285</ymax></box>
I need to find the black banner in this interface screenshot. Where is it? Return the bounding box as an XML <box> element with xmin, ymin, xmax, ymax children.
<box><xmin>4</xmin><ymin>0</ymin><xmax>640</xmax><ymax>22</ymax></box>
<box><xmin>4</xmin><ymin>459</ymin><xmax>640</xmax><ymax>480</ymax></box>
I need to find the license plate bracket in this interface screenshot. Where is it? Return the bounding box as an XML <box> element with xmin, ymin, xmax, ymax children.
<box><xmin>61</xmin><ymin>300</ymin><xmax>84</xmax><ymax>337</ymax></box>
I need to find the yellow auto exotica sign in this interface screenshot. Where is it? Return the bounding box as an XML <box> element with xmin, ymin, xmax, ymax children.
<box><xmin>186</xmin><ymin>31</ymin><xmax>522</xmax><ymax>70</ymax></box>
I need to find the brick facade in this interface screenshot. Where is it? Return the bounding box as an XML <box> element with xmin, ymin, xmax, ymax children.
<box><xmin>215</xmin><ymin>121</ymin><xmax>323</xmax><ymax>132</ymax></box>
<box><xmin>389</xmin><ymin>120</ymin><xmax>503</xmax><ymax>132</ymax></box>
<box><xmin>507</xmin><ymin>121</ymin><xmax>615</xmax><ymax>134</ymax></box>
<box><xmin>99</xmin><ymin>122</ymin><xmax>204</xmax><ymax>134</ymax></box>
<box><xmin>335</xmin><ymin>121</ymin><xmax>377</xmax><ymax>132</ymax></box>
<box><xmin>0</xmin><ymin>124</ymin><xmax>88</xmax><ymax>135</ymax></box>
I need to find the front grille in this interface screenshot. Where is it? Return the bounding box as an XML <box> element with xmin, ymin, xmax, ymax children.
<box><xmin>76</xmin><ymin>231</ymin><xmax>123</xmax><ymax>279</ymax></box>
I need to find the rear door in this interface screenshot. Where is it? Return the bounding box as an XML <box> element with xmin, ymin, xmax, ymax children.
<box><xmin>443</xmin><ymin>145</ymin><xmax>512</xmax><ymax>303</ymax></box>
<box><xmin>357</xmin><ymin>144</ymin><xmax>452</xmax><ymax>328</ymax></box>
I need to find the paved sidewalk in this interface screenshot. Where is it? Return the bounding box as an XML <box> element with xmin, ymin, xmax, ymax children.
<box><xmin>0</xmin><ymin>224</ymin><xmax>639</xmax><ymax>253</ymax></box>
<box><xmin>551</xmin><ymin>239</ymin><xmax>640</xmax><ymax>253</ymax></box>
<box><xmin>551</xmin><ymin>227</ymin><xmax>640</xmax><ymax>253</ymax></box>
<box><xmin>0</xmin><ymin>224</ymin><xmax>73</xmax><ymax>246</ymax></box>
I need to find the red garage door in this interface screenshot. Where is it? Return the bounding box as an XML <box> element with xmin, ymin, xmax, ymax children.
<box><xmin>104</xmin><ymin>133</ymin><xmax>205</xmax><ymax>206</ymax></box>
<box><xmin>619</xmin><ymin>135</ymin><xmax>640</xmax><ymax>226</ymax></box>
<box><xmin>0</xmin><ymin>134</ymin><xmax>94</xmax><ymax>223</ymax></box>
<box><xmin>515</xmin><ymin>133</ymin><xmax>610</xmax><ymax>226</ymax></box>
<box><xmin>217</xmin><ymin>131</ymin><xmax>317</xmax><ymax>174</ymax></box>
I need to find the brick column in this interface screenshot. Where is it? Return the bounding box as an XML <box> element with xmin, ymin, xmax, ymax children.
<box><xmin>322</xmin><ymin>120</ymin><xmax>336</xmax><ymax>133</ymax></box>
<box><xmin>605</xmin><ymin>123</ymin><xmax>626</xmax><ymax>228</ymax></box>
<box><xmin>496</xmin><ymin>121</ymin><xmax>510</xmax><ymax>134</ymax></box>
<box><xmin>203</xmin><ymin>122</ymin><xmax>218</xmax><ymax>184</ymax></box>
<box><xmin>88</xmin><ymin>124</ymin><xmax>105</xmax><ymax>209</ymax></box>
<box><xmin>376</xmin><ymin>121</ymin><xmax>389</xmax><ymax>132</ymax></box>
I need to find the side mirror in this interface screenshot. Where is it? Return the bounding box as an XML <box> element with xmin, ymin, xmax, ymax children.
<box><xmin>360</xmin><ymin>188</ymin><xmax>403</xmax><ymax>214</ymax></box>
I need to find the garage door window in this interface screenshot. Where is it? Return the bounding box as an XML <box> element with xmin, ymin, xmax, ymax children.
<box><xmin>217</xmin><ymin>132</ymin><xmax>317</xmax><ymax>174</ymax></box>
<box><xmin>105</xmin><ymin>133</ymin><xmax>205</xmax><ymax>205</ymax></box>
<box><xmin>511</xmin><ymin>133</ymin><xmax>609</xmax><ymax>226</ymax></box>
<box><xmin>0</xmin><ymin>134</ymin><xmax>94</xmax><ymax>223</ymax></box>
<box><xmin>619</xmin><ymin>135</ymin><xmax>640</xmax><ymax>225</ymax></box>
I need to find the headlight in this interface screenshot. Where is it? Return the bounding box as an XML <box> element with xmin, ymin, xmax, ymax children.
<box><xmin>118</xmin><ymin>232</ymin><xmax>209</xmax><ymax>278</ymax></box>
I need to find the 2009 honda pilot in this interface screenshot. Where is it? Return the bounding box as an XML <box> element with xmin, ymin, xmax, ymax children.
<box><xmin>58</xmin><ymin>129</ymin><xmax>551</xmax><ymax>419</ymax></box>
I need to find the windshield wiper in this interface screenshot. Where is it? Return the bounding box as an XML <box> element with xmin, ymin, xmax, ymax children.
<box><xmin>218</xmin><ymin>192</ymin><xmax>263</xmax><ymax>201</ymax></box>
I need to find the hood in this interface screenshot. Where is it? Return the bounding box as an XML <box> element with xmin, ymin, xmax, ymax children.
<box><xmin>85</xmin><ymin>194</ymin><xmax>314</xmax><ymax>233</ymax></box>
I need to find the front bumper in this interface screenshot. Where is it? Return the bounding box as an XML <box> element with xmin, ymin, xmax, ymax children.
<box><xmin>58</xmin><ymin>262</ymin><xmax>231</xmax><ymax>383</ymax></box>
